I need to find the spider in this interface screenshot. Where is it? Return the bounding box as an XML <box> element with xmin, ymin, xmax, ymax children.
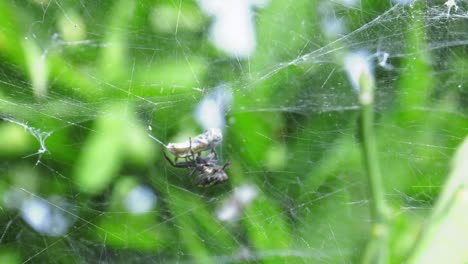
<box><xmin>163</xmin><ymin>150</ymin><xmax>229</xmax><ymax>187</ymax></box>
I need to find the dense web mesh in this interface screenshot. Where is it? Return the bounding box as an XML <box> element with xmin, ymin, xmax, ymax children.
<box><xmin>0</xmin><ymin>0</ymin><xmax>467</xmax><ymax>263</ymax></box>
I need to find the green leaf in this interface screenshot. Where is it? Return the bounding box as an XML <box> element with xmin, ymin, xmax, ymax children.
<box><xmin>73</xmin><ymin>103</ymin><xmax>129</xmax><ymax>194</ymax></box>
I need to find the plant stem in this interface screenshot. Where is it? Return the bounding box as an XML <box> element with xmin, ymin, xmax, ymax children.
<box><xmin>359</xmin><ymin>74</ymin><xmax>389</xmax><ymax>264</ymax></box>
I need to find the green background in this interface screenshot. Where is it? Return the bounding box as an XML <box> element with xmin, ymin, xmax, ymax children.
<box><xmin>0</xmin><ymin>0</ymin><xmax>467</xmax><ymax>263</ymax></box>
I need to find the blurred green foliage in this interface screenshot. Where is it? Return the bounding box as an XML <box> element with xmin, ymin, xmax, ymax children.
<box><xmin>0</xmin><ymin>0</ymin><xmax>467</xmax><ymax>263</ymax></box>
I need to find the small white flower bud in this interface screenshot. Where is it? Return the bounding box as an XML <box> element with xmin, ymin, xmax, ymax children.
<box><xmin>343</xmin><ymin>51</ymin><xmax>374</xmax><ymax>92</ymax></box>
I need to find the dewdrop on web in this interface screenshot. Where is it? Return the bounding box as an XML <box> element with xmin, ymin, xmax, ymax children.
<box><xmin>197</xmin><ymin>0</ymin><xmax>270</xmax><ymax>59</ymax></box>
<box><xmin>217</xmin><ymin>184</ymin><xmax>258</xmax><ymax>222</ymax></box>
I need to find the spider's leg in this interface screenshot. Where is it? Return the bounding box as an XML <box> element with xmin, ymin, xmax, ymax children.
<box><xmin>164</xmin><ymin>151</ymin><xmax>195</xmax><ymax>168</ymax></box>
<box><xmin>189</xmin><ymin>137</ymin><xmax>196</xmax><ymax>158</ymax></box>
<box><xmin>189</xmin><ymin>137</ymin><xmax>202</xmax><ymax>164</ymax></box>
<box><xmin>211</xmin><ymin>148</ymin><xmax>218</xmax><ymax>160</ymax></box>
<box><xmin>194</xmin><ymin>148</ymin><xmax>207</xmax><ymax>164</ymax></box>
<box><xmin>163</xmin><ymin>151</ymin><xmax>176</xmax><ymax>167</ymax></box>
<box><xmin>222</xmin><ymin>161</ymin><xmax>230</xmax><ymax>170</ymax></box>
<box><xmin>189</xmin><ymin>168</ymin><xmax>197</xmax><ymax>176</ymax></box>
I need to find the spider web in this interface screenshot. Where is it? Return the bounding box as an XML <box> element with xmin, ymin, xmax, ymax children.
<box><xmin>0</xmin><ymin>0</ymin><xmax>467</xmax><ymax>263</ymax></box>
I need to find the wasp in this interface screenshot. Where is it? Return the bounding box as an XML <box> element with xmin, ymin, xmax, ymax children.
<box><xmin>163</xmin><ymin>150</ymin><xmax>229</xmax><ymax>187</ymax></box>
<box><xmin>149</xmin><ymin>128</ymin><xmax>223</xmax><ymax>162</ymax></box>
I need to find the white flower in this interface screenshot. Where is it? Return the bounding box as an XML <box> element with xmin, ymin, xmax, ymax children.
<box><xmin>344</xmin><ymin>51</ymin><xmax>374</xmax><ymax>92</ymax></box>
<box><xmin>194</xmin><ymin>85</ymin><xmax>232</xmax><ymax>130</ymax></box>
<box><xmin>217</xmin><ymin>184</ymin><xmax>258</xmax><ymax>222</ymax></box>
<box><xmin>124</xmin><ymin>185</ymin><xmax>157</xmax><ymax>214</ymax></box>
<box><xmin>197</xmin><ymin>0</ymin><xmax>270</xmax><ymax>58</ymax></box>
